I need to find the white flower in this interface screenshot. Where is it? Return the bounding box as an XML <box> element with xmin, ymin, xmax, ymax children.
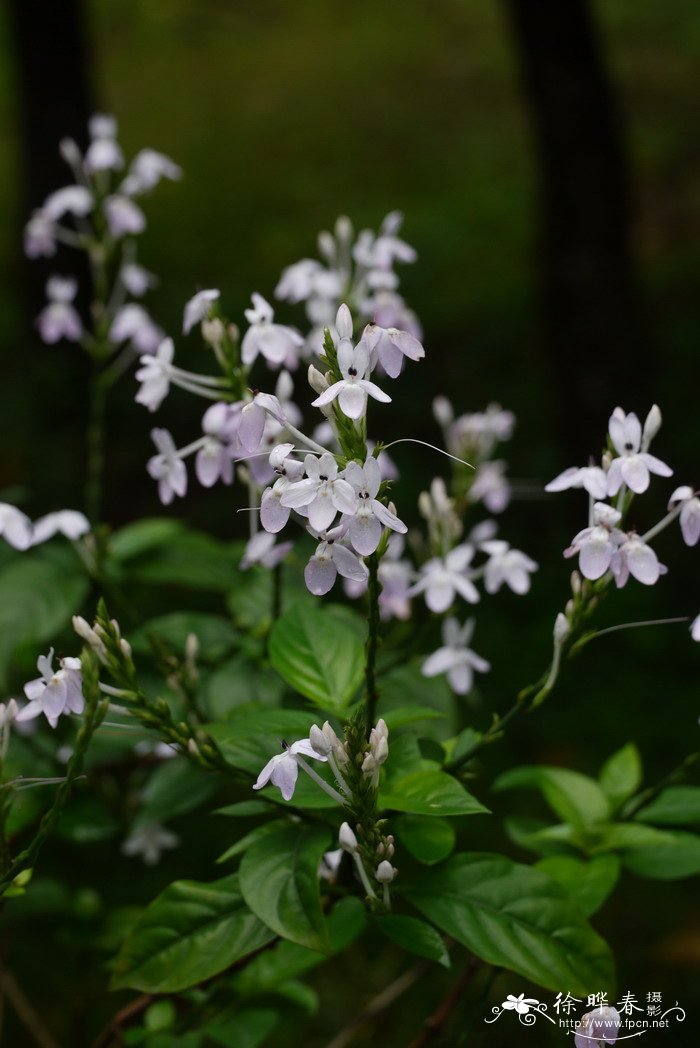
<box><xmin>361</xmin><ymin>322</ymin><xmax>425</xmax><ymax>379</ymax></box>
<box><xmin>669</xmin><ymin>486</ymin><xmax>700</xmax><ymax>547</ymax></box>
<box><xmin>121</xmin><ymin>149</ymin><xmax>182</xmax><ymax>196</ymax></box>
<box><xmin>104</xmin><ymin>195</ymin><xmax>146</xmax><ymax>237</ymax></box>
<box><xmin>260</xmin><ymin>444</ymin><xmax>307</xmax><ymax>533</ymax></box>
<box><xmin>312</xmin><ymin>319</ymin><xmax>391</xmax><ymax>420</ymax></box>
<box><xmin>445</xmin><ymin>403</ymin><xmax>515</xmax><ymax>458</ymax></box>
<box><xmin>470</xmin><ymin>461</ymin><xmax>511</xmax><ymax>513</ymax></box>
<box><xmin>422</xmin><ymin>618</ymin><xmax>490</xmax><ymax>695</ymax></box>
<box><xmin>147</xmin><ymin>429</ymin><xmax>187</xmax><ymax>504</ymax></box>
<box><xmin>135</xmin><ymin>338</ymin><xmax>175</xmax><ymax>411</ymax></box>
<box><xmin>24</xmin><ymin>212</ymin><xmax>56</xmax><ymax>258</ymax></box>
<box><xmin>354</xmin><ymin>211</ymin><xmax>416</xmax><ymax>269</ymax></box>
<box><xmin>545</xmin><ymin>464</ymin><xmax>608</xmax><ymax>500</ymax></box>
<box><xmin>564</xmin><ymin>502</ymin><xmax>625</xmax><ymax>580</ymax></box>
<box><xmin>0</xmin><ymin>504</ymin><xmax>34</xmax><ymax>550</ymax></box>
<box><xmin>84</xmin><ymin>114</ymin><xmax>124</xmax><ymax>172</ymax></box>
<box><xmin>37</xmin><ymin>276</ymin><xmax>82</xmax><ymax>344</ymax></box>
<box><xmin>343</xmin><ymin>457</ymin><xmax>407</xmax><ymax>555</ymax></box>
<box><xmin>481</xmin><ymin>540</ymin><xmax>538</xmax><ymax>595</ymax></box>
<box><xmin>610</xmin><ymin>535</ymin><xmax>666</xmax><ymax>588</ymax></box>
<box><xmin>280</xmin><ymin>452</ymin><xmax>357</xmax><ymax>533</ymax></box>
<box><xmin>409</xmin><ymin>544</ymin><xmax>479</xmax><ymax>613</ymax></box>
<box><xmin>378</xmin><ymin>534</ymin><xmax>413</xmax><ymax>620</ymax></box>
<box><xmin>109</xmin><ymin>304</ymin><xmax>163</xmax><ymax>353</ymax></box>
<box><xmin>42</xmin><ymin>185</ymin><xmax>92</xmax><ymax>222</ymax></box>
<box><xmin>338</xmin><ymin>822</ymin><xmax>358</xmax><ymax>852</ymax></box>
<box><xmin>606</xmin><ymin>407</ymin><xmax>672</xmax><ymax>495</ymax></box>
<box><xmin>120</xmin><ymin>262</ymin><xmax>157</xmax><ymax>297</ymax></box>
<box><xmin>241</xmin><ymin>293</ymin><xmax>304</xmax><ymax>368</ymax></box>
<box><xmin>309</xmin><ymin>721</ymin><xmax>347</xmax><ymax>763</ymax></box>
<box><xmin>304</xmin><ymin>525</ymin><xmax>368</xmax><ymax>596</ymax></box>
<box><xmin>319</xmin><ymin>848</ymin><xmax>344</xmax><ymax>882</ymax></box>
<box><xmin>240</xmin><ymin>531</ymin><xmax>292</xmax><ymax>570</ymax></box>
<box><xmin>32</xmin><ymin>510</ymin><xmax>90</xmax><ymax>544</ymax></box>
<box><xmin>16</xmin><ymin>650</ymin><xmax>84</xmax><ymax>729</ymax></box>
<box><xmin>183</xmin><ymin>289</ymin><xmax>220</xmax><ymax>335</ymax></box>
<box><xmin>691</xmin><ymin>615</ymin><xmax>700</xmax><ymax>642</ymax></box>
<box><xmin>122</xmin><ymin>822</ymin><xmax>179</xmax><ymax>866</ymax></box>
<box><xmin>253</xmin><ymin>738</ymin><xmax>327</xmax><ymax>801</ymax></box>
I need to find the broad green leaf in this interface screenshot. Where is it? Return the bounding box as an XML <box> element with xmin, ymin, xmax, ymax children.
<box><xmin>268</xmin><ymin>603</ymin><xmax>364</xmax><ymax>710</ymax></box>
<box><xmin>204</xmin><ymin>1008</ymin><xmax>279</xmax><ymax>1048</ymax></box>
<box><xmin>130</xmin><ymin>612</ymin><xmax>238</xmax><ymax>662</ymax></box>
<box><xmin>535</xmin><ymin>855</ymin><xmax>620</xmax><ymax>916</ymax></box>
<box><xmin>376</xmin><ymin>914</ymin><xmax>450</xmax><ymax>967</ymax></box>
<box><xmin>215</xmin><ymin>800</ymin><xmax>271</xmax><ymax>818</ymax></box>
<box><xmin>599</xmin><ymin>744</ymin><xmax>642</xmax><ymax>810</ymax></box>
<box><xmin>442</xmin><ymin>727</ymin><xmax>482</xmax><ymax>767</ymax></box>
<box><xmin>618</xmin><ymin>829</ymin><xmax>700</xmax><ymax>880</ymax></box>
<box><xmin>0</xmin><ymin>553</ymin><xmax>89</xmax><ymax>686</ymax></box>
<box><xmin>235</xmin><ymin>897</ymin><xmax>365</xmax><ymax>994</ymax></box>
<box><xmin>634</xmin><ymin>786</ymin><xmax>700</xmax><ymax>826</ymax></box>
<box><xmin>380</xmin><ymin>706</ymin><xmax>445</xmax><ymax>729</ymax></box>
<box><xmin>239</xmin><ymin>822</ymin><xmax>332</xmax><ymax>951</ymax></box>
<box><xmin>227</xmin><ymin>558</ymin><xmax>314</xmax><ymax>632</ymax></box>
<box><xmin>396</xmin><ymin>813</ymin><xmax>456</xmax><ymax>864</ymax></box>
<box><xmin>139</xmin><ymin>758</ymin><xmax>218</xmax><ymax>823</ymax></box>
<box><xmin>494</xmin><ymin>765</ymin><xmax>610</xmax><ymax>829</ymax></box>
<box><xmin>109</xmin><ymin>518</ymin><xmax>185</xmax><ymax>561</ymax></box>
<box><xmin>401</xmin><ymin>853</ymin><xmax>615</xmax><ymax>995</ymax></box>
<box><xmin>505</xmin><ymin>817</ymin><xmax>578</xmax><ymax>856</ymax></box>
<box><xmin>111</xmin><ymin>874</ymin><xmax>274</xmax><ymax>992</ymax></box>
<box><xmin>122</xmin><ymin>530</ymin><xmax>244</xmax><ymax>591</ymax></box>
<box><xmin>204</xmin><ymin>656</ymin><xmax>284</xmax><ymax>717</ymax></box>
<box><xmin>596</xmin><ymin>823</ymin><xmax>676</xmax><ymax>851</ymax></box>
<box><xmin>217</xmin><ymin>822</ymin><xmax>285</xmax><ymax>864</ymax></box>
<box><xmin>381</xmin><ymin>769</ymin><xmax>488</xmax><ymax>817</ymax></box>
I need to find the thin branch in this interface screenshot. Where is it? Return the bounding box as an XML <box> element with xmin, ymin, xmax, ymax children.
<box><xmin>0</xmin><ymin>967</ymin><xmax>61</xmax><ymax>1048</ymax></box>
<box><xmin>323</xmin><ymin>963</ymin><xmax>428</xmax><ymax>1048</ymax></box>
<box><xmin>406</xmin><ymin>957</ymin><xmax>480</xmax><ymax>1048</ymax></box>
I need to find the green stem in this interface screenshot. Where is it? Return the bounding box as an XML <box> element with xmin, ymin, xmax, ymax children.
<box><xmin>621</xmin><ymin>751</ymin><xmax>700</xmax><ymax>820</ymax></box>
<box><xmin>365</xmin><ymin>553</ymin><xmax>381</xmax><ymax>731</ymax></box>
<box><xmin>85</xmin><ymin>366</ymin><xmax>108</xmax><ymax>525</ymax></box>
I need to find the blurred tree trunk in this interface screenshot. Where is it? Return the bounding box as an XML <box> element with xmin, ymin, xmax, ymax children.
<box><xmin>505</xmin><ymin>0</ymin><xmax>650</xmax><ymax>459</ymax></box>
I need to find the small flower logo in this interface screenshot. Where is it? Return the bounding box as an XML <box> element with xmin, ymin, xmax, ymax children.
<box><xmin>502</xmin><ymin>993</ymin><xmax>540</xmax><ymax>1015</ymax></box>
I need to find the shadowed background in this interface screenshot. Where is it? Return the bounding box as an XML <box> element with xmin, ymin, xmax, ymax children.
<box><xmin>0</xmin><ymin>1</ymin><xmax>698</xmax><ymax>1044</ymax></box>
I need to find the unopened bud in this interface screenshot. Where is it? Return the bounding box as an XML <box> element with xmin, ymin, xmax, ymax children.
<box><xmin>570</xmin><ymin>570</ymin><xmax>582</xmax><ymax>596</ymax></box>
<box><xmin>433</xmin><ymin>395</ymin><xmax>454</xmax><ymax>428</ymax></box>
<box><xmin>554</xmin><ymin>612</ymin><xmax>570</xmax><ymax>644</ymax></box>
<box><xmin>119</xmin><ymin>637</ymin><xmax>132</xmax><ymax>659</ymax></box>
<box><xmin>375</xmin><ymin>860</ymin><xmax>397</xmax><ymax>883</ymax></box>
<box><xmin>202</xmin><ymin>317</ymin><xmax>225</xmax><ymax>348</ymax></box>
<box><xmin>309</xmin><ymin>723</ymin><xmax>332</xmax><ymax>757</ymax></box>
<box><xmin>308</xmin><ymin>364</ymin><xmax>329</xmax><ymax>395</ymax></box>
<box><xmin>642</xmin><ymin>404</ymin><xmax>662</xmax><ymax>450</ymax></box>
<box><xmin>187</xmin><ymin>738</ymin><xmax>200</xmax><ymax>758</ymax></box>
<box><xmin>227</xmin><ymin>323</ymin><xmax>239</xmax><ymax>342</ymax></box>
<box><xmin>185</xmin><ymin>632</ymin><xmax>199</xmax><ymax>662</ymax></box>
<box><xmin>59</xmin><ymin>137</ymin><xmax>82</xmax><ymax>167</ymax></box>
<box><xmin>565</xmin><ymin>598</ymin><xmax>575</xmax><ymax>617</ymax></box>
<box><xmin>338</xmin><ymin>822</ymin><xmax>358</xmax><ymax>853</ymax></box>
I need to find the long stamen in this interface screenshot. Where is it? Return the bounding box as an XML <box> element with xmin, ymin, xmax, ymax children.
<box><xmin>294</xmin><ymin>754</ymin><xmax>346</xmax><ymax>805</ymax></box>
<box><xmin>382</xmin><ymin>438</ymin><xmax>475</xmax><ymax>470</ymax></box>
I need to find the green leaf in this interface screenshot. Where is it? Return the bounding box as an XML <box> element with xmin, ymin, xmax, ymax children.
<box><xmin>139</xmin><ymin>758</ymin><xmax>218</xmax><ymax>823</ymax></box>
<box><xmin>504</xmin><ymin>817</ymin><xmax>578</xmax><ymax>857</ymax></box>
<box><xmin>381</xmin><ymin>770</ymin><xmax>488</xmax><ymax>817</ymax></box>
<box><xmin>204</xmin><ymin>656</ymin><xmax>284</xmax><ymax>717</ymax></box>
<box><xmin>130</xmin><ymin>612</ymin><xmax>238</xmax><ymax>662</ymax></box>
<box><xmin>122</xmin><ymin>530</ymin><xmax>245</xmax><ymax>591</ymax></box>
<box><xmin>380</xmin><ymin>706</ymin><xmax>445</xmax><ymax>730</ymax></box>
<box><xmin>599</xmin><ymin>744</ymin><xmax>642</xmax><ymax>810</ymax></box>
<box><xmin>396</xmin><ymin>814</ymin><xmax>456</xmax><ymax>864</ymax></box>
<box><xmin>268</xmin><ymin>603</ymin><xmax>364</xmax><ymax>711</ymax></box>
<box><xmin>111</xmin><ymin>874</ymin><xmax>274</xmax><ymax>992</ymax></box>
<box><xmin>204</xmin><ymin>1008</ymin><xmax>279</xmax><ymax>1048</ymax></box>
<box><xmin>217</xmin><ymin>822</ymin><xmax>285</xmax><ymax>864</ymax></box>
<box><xmin>494</xmin><ymin>765</ymin><xmax>610</xmax><ymax>829</ymax></box>
<box><xmin>239</xmin><ymin>822</ymin><xmax>332</xmax><ymax>951</ymax></box>
<box><xmin>400</xmin><ymin>853</ymin><xmax>615</xmax><ymax>995</ymax></box>
<box><xmin>633</xmin><ymin>786</ymin><xmax>700</xmax><ymax>826</ymax></box>
<box><xmin>376</xmin><ymin>914</ymin><xmax>450</xmax><ymax>967</ymax></box>
<box><xmin>618</xmin><ymin>829</ymin><xmax>700</xmax><ymax>879</ymax></box>
<box><xmin>0</xmin><ymin>553</ymin><xmax>89</xmax><ymax>686</ymax></box>
<box><xmin>535</xmin><ymin>855</ymin><xmax>620</xmax><ymax>916</ymax></box>
<box><xmin>109</xmin><ymin>518</ymin><xmax>185</xmax><ymax>561</ymax></box>
<box><xmin>215</xmin><ymin>800</ymin><xmax>271</xmax><ymax>818</ymax></box>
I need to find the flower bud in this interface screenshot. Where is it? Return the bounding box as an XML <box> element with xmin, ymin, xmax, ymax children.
<box><xmin>338</xmin><ymin>822</ymin><xmax>358</xmax><ymax>853</ymax></box>
<box><xmin>641</xmin><ymin>403</ymin><xmax>662</xmax><ymax>450</ymax></box>
<box><xmin>0</xmin><ymin>698</ymin><xmax>19</xmax><ymax>728</ymax></box>
<box><xmin>309</xmin><ymin>723</ymin><xmax>332</xmax><ymax>757</ymax></box>
<box><xmin>335</xmin><ymin>215</ymin><xmax>353</xmax><ymax>243</ymax></box>
<box><xmin>375</xmin><ymin>860</ymin><xmax>397</xmax><ymax>883</ymax></box>
<box><xmin>59</xmin><ymin>137</ymin><xmax>82</xmax><ymax>167</ymax></box>
<box><xmin>119</xmin><ymin>637</ymin><xmax>132</xmax><ymax>659</ymax></box>
<box><xmin>308</xmin><ymin>364</ymin><xmax>329</xmax><ymax>395</ymax></box>
<box><xmin>185</xmin><ymin>632</ymin><xmax>199</xmax><ymax>662</ymax></box>
<box><xmin>565</xmin><ymin>598</ymin><xmax>575</xmax><ymax>617</ymax></box>
<box><xmin>202</xmin><ymin>317</ymin><xmax>225</xmax><ymax>348</ymax></box>
<box><xmin>554</xmin><ymin>612</ymin><xmax>570</xmax><ymax>644</ymax></box>
<box><xmin>227</xmin><ymin>323</ymin><xmax>240</xmax><ymax>342</ymax></box>
<box><xmin>433</xmin><ymin>396</ymin><xmax>454</xmax><ymax>428</ymax></box>
<box><xmin>318</xmin><ymin>231</ymin><xmax>335</xmax><ymax>263</ymax></box>
<box><xmin>570</xmin><ymin>570</ymin><xmax>582</xmax><ymax>596</ymax></box>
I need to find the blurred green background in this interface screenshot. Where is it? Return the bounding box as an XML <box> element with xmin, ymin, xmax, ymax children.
<box><xmin>0</xmin><ymin>1</ymin><xmax>698</xmax><ymax>1044</ymax></box>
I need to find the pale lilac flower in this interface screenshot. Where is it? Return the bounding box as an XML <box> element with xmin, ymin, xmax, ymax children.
<box><xmin>122</xmin><ymin>822</ymin><xmax>179</xmax><ymax>866</ymax></box>
<box><xmin>84</xmin><ymin>114</ymin><xmax>124</xmax><ymax>172</ymax></box>
<box><xmin>564</xmin><ymin>502</ymin><xmax>625</xmax><ymax>580</ymax></box>
<box><xmin>606</xmin><ymin>407</ymin><xmax>672</xmax><ymax>495</ymax></box>
<box><xmin>610</xmin><ymin>535</ymin><xmax>666</xmax><ymax>589</ymax></box>
<box><xmin>147</xmin><ymin>429</ymin><xmax>187</xmax><ymax>504</ymax></box>
<box><xmin>135</xmin><ymin>338</ymin><xmax>175</xmax><ymax>411</ymax></box>
<box><xmin>305</xmin><ymin>525</ymin><xmax>368</xmax><ymax>596</ymax></box>
<box><xmin>691</xmin><ymin>615</ymin><xmax>700</xmax><ymax>642</ymax></box>
<box><xmin>120</xmin><ymin>262</ymin><xmax>157</xmax><ymax>297</ymax></box>
<box><xmin>422</xmin><ymin>618</ymin><xmax>490</xmax><ymax>695</ymax></box>
<box><xmin>253</xmin><ymin>738</ymin><xmax>327</xmax><ymax>802</ymax></box>
<box><xmin>183</xmin><ymin>289</ymin><xmax>220</xmax><ymax>335</ymax></box>
<box><xmin>365</xmin><ymin>290</ymin><xmax>422</xmax><ymax>339</ymax></box>
<box><xmin>260</xmin><ymin>444</ymin><xmax>306</xmax><ymax>533</ymax></box>
<box><xmin>378</xmin><ymin>534</ymin><xmax>413</xmax><ymax>620</ymax></box>
<box><xmin>338</xmin><ymin>822</ymin><xmax>359</xmax><ymax>852</ymax></box>
<box><xmin>24</xmin><ymin>212</ymin><xmax>57</xmax><ymax>258</ymax></box>
<box><xmin>343</xmin><ymin>457</ymin><xmax>407</xmax><ymax>555</ymax></box>
<box><xmin>104</xmin><ymin>195</ymin><xmax>146</xmax><ymax>237</ymax></box>
<box><xmin>241</xmin><ymin>293</ymin><xmax>304</xmax><ymax>368</ymax></box>
<box><xmin>16</xmin><ymin>650</ymin><xmax>84</xmax><ymax>729</ymax></box>
<box><xmin>42</xmin><ymin>185</ymin><xmax>92</xmax><ymax>222</ymax></box>
<box><xmin>312</xmin><ymin>324</ymin><xmax>391</xmax><ymax>421</ymax></box>
<box><xmin>0</xmin><ymin>504</ymin><xmax>33</xmax><ymax>550</ymax></box>
<box><xmin>109</xmin><ymin>304</ymin><xmax>163</xmax><ymax>353</ymax></box>
<box><xmin>354</xmin><ymin>211</ymin><xmax>416</xmax><ymax>269</ymax></box>
<box><xmin>669</xmin><ymin>486</ymin><xmax>700</xmax><ymax>547</ymax></box>
<box><xmin>409</xmin><ymin>544</ymin><xmax>479</xmax><ymax>613</ymax></box>
<box><xmin>121</xmin><ymin>149</ymin><xmax>182</xmax><ymax>196</ymax></box>
<box><xmin>362</xmin><ymin>322</ymin><xmax>425</xmax><ymax>379</ymax></box>
<box><xmin>445</xmin><ymin>403</ymin><xmax>515</xmax><ymax>458</ymax></box>
<box><xmin>32</xmin><ymin>510</ymin><xmax>90</xmax><ymax>544</ymax></box>
<box><xmin>240</xmin><ymin>531</ymin><xmax>292</xmax><ymax>570</ymax></box>
<box><xmin>37</xmin><ymin>276</ymin><xmax>82</xmax><ymax>344</ymax></box>
<box><xmin>281</xmin><ymin>452</ymin><xmax>357</xmax><ymax>532</ymax></box>
<box><xmin>481</xmin><ymin>540</ymin><xmax>538</xmax><ymax>595</ymax></box>
<box><xmin>545</xmin><ymin>464</ymin><xmax>608</xmax><ymax>500</ymax></box>
<box><xmin>575</xmin><ymin>1006</ymin><xmax>620</xmax><ymax>1048</ymax></box>
<box><xmin>470</xmin><ymin>461</ymin><xmax>511</xmax><ymax>513</ymax></box>
<box><xmin>194</xmin><ymin>401</ymin><xmax>240</xmax><ymax>487</ymax></box>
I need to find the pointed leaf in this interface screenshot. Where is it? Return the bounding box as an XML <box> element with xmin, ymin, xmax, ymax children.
<box><xmin>599</xmin><ymin>744</ymin><xmax>642</xmax><ymax>810</ymax></box>
<box><xmin>376</xmin><ymin>914</ymin><xmax>450</xmax><ymax>967</ymax></box>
